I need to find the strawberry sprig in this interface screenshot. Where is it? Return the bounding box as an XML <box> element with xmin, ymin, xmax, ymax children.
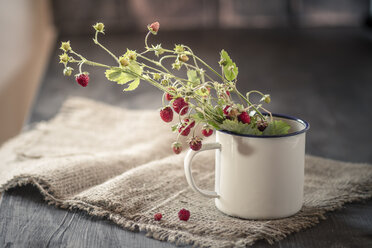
<box><xmin>59</xmin><ymin>21</ymin><xmax>290</xmax><ymax>154</ymax></box>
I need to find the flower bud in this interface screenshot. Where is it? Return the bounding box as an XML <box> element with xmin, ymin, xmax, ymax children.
<box><xmin>63</xmin><ymin>67</ymin><xmax>73</xmax><ymax>76</ymax></box>
<box><xmin>148</xmin><ymin>21</ymin><xmax>160</xmax><ymax>35</ymax></box>
<box><xmin>153</xmin><ymin>73</ymin><xmax>161</xmax><ymax>81</ymax></box>
<box><xmin>93</xmin><ymin>22</ymin><xmax>105</xmax><ymax>33</ymax></box>
<box><xmin>174</xmin><ymin>45</ymin><xmax>185</xmax><ymax>53</ymax></box>
<box><xmin>119</xmin><ymin>57</ymin><xmax>129</xmax><ymax>67</ymax></box>
<box><xmin>179</xmin><ymin>54</ymin><xmax>189</xmax><ymax>63</ymax></box>
<box><xmin>59</xmin><ymin>53</ymin><xmax>70</xmax><ymax>64</ymax></box>
<box><xmin>60</xmin><ymin>41</ymin><xmax>71</xmax><ymax>52</ymax></box>
<box><xmin>125</xmin><ymin>49</ymin><xmax>137</xmax><ymax>61</ymax></box>
<box><xmin>172</xmin><ymin>62</ymin><xmax>181</xmax><ymax>70</ymax></box>
<box><xmin>264</xmin><ymin>95</ymin><xmax>271</xmax><ymax>104</ymax></box>
<box><xmin>161</xmin><ymin>79</ymin><xmax>169</xmax><ymax>86</ymax></box>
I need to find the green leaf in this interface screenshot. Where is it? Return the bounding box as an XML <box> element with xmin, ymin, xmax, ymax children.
<box><xmin>223</xmin><ymin>63</ymin><xmax>238</xmax><ymax>81</ymax></box>
<box><xmin>220</xmin><ymin>50</ymin><xmax>232</xmax><ymax>65</ymax></box>
<box><xmin>220</xmin><ymin>50</ymin><xmax>238</xmax><ymax>81</ymax></box>
<box><xmin>219</xmin><ymin>119</ymin><xmax>261</xmax><ymax>135</ymax></box>
<box><xmin>262</xmin><ymin>120</ymin><xmax>291</xmax><ymax>136</ymax></box>
<box><xmin>105</xmin><ymin>68</ymin><xmax>123</xmax><ymax>81</ymax></box>
<box><xmin>105</xmin><ymin>63</ymin><xmax>143</xmax><ymax>90</ymax></box>
<box><xmin>187</xmin><ymin>70</ymin><xmax>200</xmax><ymax>86</ymax></box>
<box><xmin>123</xmin><ymin>78</ymin><xmax>140</xmax><ymax>91</ymax></box>
<box><xmin>207</xmin><ymin>120</ymin><xmax>220</xmax><ymax>130</ymax></box>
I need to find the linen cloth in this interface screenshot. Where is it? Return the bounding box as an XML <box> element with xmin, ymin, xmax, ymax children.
<box><xmin>1</xmin><ymin>97</ymin><xmax>371</xmax><ymax>247</ymax></box>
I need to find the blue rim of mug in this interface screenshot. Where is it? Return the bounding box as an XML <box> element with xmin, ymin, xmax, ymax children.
<box><xmin>217</xmin><ymin>113</ymin><xmax>310</xmax><ymax>138</ymax></box>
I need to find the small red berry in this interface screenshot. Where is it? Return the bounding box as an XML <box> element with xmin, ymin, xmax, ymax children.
<box><xmin>165</xmin><ymin>93</ymin><xmax>173</xmax><ymax>101</ymax></box>
<box><xmin>178</xmin><ymin>208</ymin><xmax>190</xmax><ymax>221</ymax></box>
<box><xmin>76</xmin><ymin>74</ymin><xmax>89</xmax><ymax>87</ymax></box>
<box><xmin>149</xmin><ymin>21</ymin><xmax>160</xmax><ymax>33</ymax></box>
<box><xmin>223</xmin><ymin>105</ymin><xmax>231</xmax><ymax>115</ymax></box>
<box><xmin>172</xmin><ymin>142</ymin><xmax>182</xmax><ymax>154</ymax></box>
<box><xmin>226</xmin><ymin>91</ymin><xmax>230</xmax><ymax>97</ymax></box>
<box><xmin>257</xmin><ymin>120</ymin><xmax>268</xmax><ymax>131</ymax></box>
<box><xmin>201</xmin><ymin>125</ymin><xmax>213</xmax><ymax>137</ymax></box>
<box><xmin>178</xmin><ymin>125</ymin><xmax>191</xmax><ymax>136</ymax></box>
<box><xmin>184</xmin><ymin>118</ymin><xmax>195</xmax><ymax>128</ymax></box>
<box><xmin>189</xmin><ymin>136</ymin><xmax>202</xmax><ymax>151</ymax></box>
<box><xmin>238</xmin><ymin>111</ymin><xmax>251</xmax><ymax>124</ymax></box>
<box><xmin>165</xmin><ymin>87</ymin><xmax>176</xmax><ymax>101</ymax></box>
<box><xmin>160</xmin><ymin>106</ymin><xmax>173</xmax><ymax>123</ymax></box>
<box><xmin>154</xmin><ymin>213</ymin><xmax>162</xmax><ymax>221</ymax></box>
<box><xmin>173</xmin><ymin>98</ymin><xmax>189</xmax><ymax>115</ymax></box>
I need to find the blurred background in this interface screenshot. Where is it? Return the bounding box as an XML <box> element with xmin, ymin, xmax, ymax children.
<box><xmin>0</xmin><ymin>0</ymin><xmax>371</xmax><ymax>162</ymax></box>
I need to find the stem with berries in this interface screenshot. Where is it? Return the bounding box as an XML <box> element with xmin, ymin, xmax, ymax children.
<box><xmin>59</xmin><ymin>21</ymin><xmax>291</xmax><ymax>154</ymax></box>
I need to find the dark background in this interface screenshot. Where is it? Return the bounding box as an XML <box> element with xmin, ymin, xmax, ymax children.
<box><xmin>32</xmin><ymin>0</ymin><xmax>372</xmax><ymax>163</ymax></box>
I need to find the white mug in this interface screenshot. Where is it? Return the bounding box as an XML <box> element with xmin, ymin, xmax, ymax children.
<box><xmin>184</xmin><ymin>114</ymin><xmax>310</xmax><ymax>219</ymax></box>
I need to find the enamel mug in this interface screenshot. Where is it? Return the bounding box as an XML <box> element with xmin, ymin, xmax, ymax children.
<box><xmin>184</xmin><ymin>114</ymin><xmax>310</xmax><ymax>219</ymax></box>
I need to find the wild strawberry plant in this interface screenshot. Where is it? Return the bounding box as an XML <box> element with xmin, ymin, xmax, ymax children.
<box><xmin>59</xmin><ymin>22</ymin><xmax>290</xmax><ymax>153</ymax></box>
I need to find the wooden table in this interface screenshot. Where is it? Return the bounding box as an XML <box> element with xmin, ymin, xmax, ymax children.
<box><xmin>1</xmin><ymin>28</ymin><xmax>372</xmax><ymax>247</ymax></box>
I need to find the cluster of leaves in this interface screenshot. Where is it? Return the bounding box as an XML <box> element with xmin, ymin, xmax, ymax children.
<box><xmin>59</xmin><ymin>22</ymin><xmax>291</xmax><ymax>140</ymax></box>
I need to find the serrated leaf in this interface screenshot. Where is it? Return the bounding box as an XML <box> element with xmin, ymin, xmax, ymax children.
<box><xmin>220</xmin><ymin>119</ymin><xmax>261</xmax><ymax>135</ymax></box>
<box><xmin>262</xmin><ymin>120</ymin><xmax>291</xmax><ymax>136</ymax></box>
<box><xmin>220</xmin><ymin>50</ymin><xmax>232</xmax><ymax>65</ymax></box>
<box><xmin>187</xmin><ymin>70</ymin><xmax>200</xmax><ymax>86</ymax></box>
<box><xmin>105</xmin><ymin>63</ymin><xmax>143</xmax><ymax>91</ymax></box>
<box><xmin>105</xmin><ymin>68</ymin><xmax>123</xmax><ymax>81</ymax></box>
<box><xmin>220</xmin><ymin>50</ymin><xmax>238</xmax><ymax>81</ymax></box>
<box><xmin>207</xmin><ymin>120</ymin><xmax>220</xmax><ymax>130</ymax></box>
<box><xmin>223</xmin><ymin>63</ymin><xmax>238</xmax><ymax>81</ymax></box>
<box><xmin>123</xmin><ymin>78</ymin><xmax>140</xmax><ymax>91</ymax></box>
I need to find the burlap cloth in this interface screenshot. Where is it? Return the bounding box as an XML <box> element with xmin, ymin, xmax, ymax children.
<box><xmin>1</xmin><ymin>97</ymin><xmax>371</xmax><ymax>247</ymax></box>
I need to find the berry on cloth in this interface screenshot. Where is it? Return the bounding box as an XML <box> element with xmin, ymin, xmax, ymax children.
<box><xmin>172</xmin><ymin>98</ymin><xmax>189</xmax><ymax>115</ymax></box>
<box><xmin>160</xmin><ymin>106</ymin><xmax>173</xmax><ymax>122</ymax></box>
<box><xmin>178</xmin><ymin>208</ymin><xmax>190</xmax><ymax>221</ymax></box>
<box><xmin>154</xmin><ymin>213</ymin><xmax>162</xmax><ymax>221</ymax></box>
<box><xmin>76</xmin><ymin>74</ymin><xmax>89</xmax><ymax>87</ymax></box>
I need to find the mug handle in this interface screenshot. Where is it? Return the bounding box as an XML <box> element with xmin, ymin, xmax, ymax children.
<box><xmin>184</xmin><ymin>142</ymin><xmax>221</xmax><ymax>198</ymax></box>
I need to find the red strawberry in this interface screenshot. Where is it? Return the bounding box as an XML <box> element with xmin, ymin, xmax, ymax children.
<box><xmin>172</xmin><ymin>142</ymin><xmax>182</xmax><ymax>154</ymax></box>
<box><xmin>257</xmin><ymin>120</ymin><xmax>268</xmax><ymax>131</ymax></box>
<box><xmin>165</xmin><ymin>87</ymin><xmax>176</xmax><ymax>101</ymax></box>
<box><xmin>201</xmin><ymin>125</ymin><xmax>213</xmax><ymax>137</ymax></box>
<box><xmin>223</xmin><ymin>105</ymin><xmax>231</xmax><ymax>115</ymax></box>
<box><xmin>76</xmin><ymin>74</ymin><xmax>89</xmax><ymax>87</ymax></box>
<box><xmin>160</xmin><ymin>107</ymin><xmax>173</xmax><ymax>122</ymax></box>
<box><xmin>178</xmin><ymin>125</ymin><xmax>191</xmax><ymax>136</ymax></box>
<box><xmin>154</xmin><ymin>213</ymin><xmax>162</xmax><ymax>221</ymax></box>
<box><xmin>149</xmin><ymin>21</ymin><xmax>160</xmax><ymax>33</ymax></box>
<box><xmin>189</xmin><ymin>136</ymin><xmax>202</xmax><ymax>151</ymax></box>
<box><xmin>173</xmin><ymin>98</ymin><xmax>189</xmax><ymax>115</ymax></box>
<box><xmin>178</xmin><ymin>208</ymin><xmax>190</xmax><ymax>221</ymax></box>
<box><xmin>238</xmin><ymin>111</ymin><xmax>251</xmax><ymax>124</ymax></box>
<box><xmin>184</xmin><ymin>118</ymin><xmax>195</xmax><ymax>128</ymax></box>
<box><xmin>165</xmin><ymin>93</ymin><xmax>173</xmax><ymax>101</ymax></box>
